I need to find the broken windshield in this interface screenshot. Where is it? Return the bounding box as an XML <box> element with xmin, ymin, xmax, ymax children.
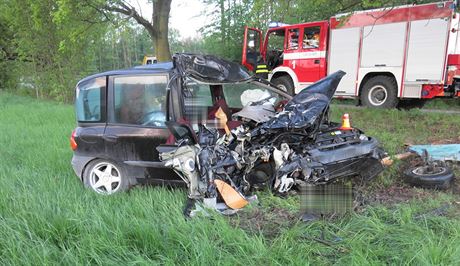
<box><xmin>173</xmin><ymin>53</ymin><xmax>252</xmax><ymax>83</ymax></box>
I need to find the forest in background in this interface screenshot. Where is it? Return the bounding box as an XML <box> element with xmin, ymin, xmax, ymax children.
<box><xmin>0</xmin><ymin>0</ymin><xmax>434</xmax><ymax>102</ymax></box>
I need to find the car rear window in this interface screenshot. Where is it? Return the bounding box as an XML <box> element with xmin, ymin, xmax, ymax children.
<box><xmin>75</xmin><ymin>77</ymin><xmax>106</xmax><ymax>122</ymax></box>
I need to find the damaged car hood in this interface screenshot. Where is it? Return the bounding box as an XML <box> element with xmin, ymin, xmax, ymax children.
<box><xmin>253</xmin><ymin>71</ymin><xmax>345</xmax><ymax>136</ymax></box>
<box><xmin>173</xmin><ymin>53</ymin><xmax>252</xmax><ymax>83</ymax></box>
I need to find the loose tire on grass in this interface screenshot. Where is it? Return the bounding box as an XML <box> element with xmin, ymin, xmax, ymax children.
<box><xmin>272</xmin><ymin>76</ymin><xmax>295</xmax><ymax>95</ymax></box>
<box><xmin>83</xmin><ymin>159</ymin><xmax>131</xmax><ymax>195</ymax></box>
<box><xmin>403</xmin><ymin>165</ymin><xmax>454</xmax><ymax>190</ymax></box>
<box><xmin>360</xmin><ymin>76</ymin><xmax>399</xmax><ymax>108</ymax></box>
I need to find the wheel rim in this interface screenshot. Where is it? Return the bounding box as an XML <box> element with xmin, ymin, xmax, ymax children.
<box><xmin>277</xmin><ymin>84</ymin><xmax>288</xmax><ymax>92</ymax></box>
<box><xmin>368</xmin><ymin>85</ymin><xmax>388</xmax><ymax>106</ymax></box>
<box><xmin>89</xmin><ymin>162</ymin><xmax>122</xmax><ymax>194</ymax></box>
<box><xmin>411</xmin><ymin>166</ymin><xmax>447</xmax><ymax>176</ymax></box>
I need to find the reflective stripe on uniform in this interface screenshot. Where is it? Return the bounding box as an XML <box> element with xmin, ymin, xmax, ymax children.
<box><xmin>256</xmin><ymin>69</ymin><xmax>269</xmax><ymax>73</ymax></box>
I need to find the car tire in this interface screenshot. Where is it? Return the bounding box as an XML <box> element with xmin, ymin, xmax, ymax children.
<box><xmin>403</xmin><ymin>165</ymin><xmax>454</xmax><ymax>190</ymax></box>
<box><xmin>83</xmin><ymin>159</ymin><xmax>131</xmax><ymax>195</ymax></box>
<box><xmin>360</xmin><ymin>76</ymin><xmax>399</xmax><ymax>108</ymax></box>
<box><xmin>272</xmin><ymin>75</ymin><xmax>295</xmax><ymax>95</ymax></box>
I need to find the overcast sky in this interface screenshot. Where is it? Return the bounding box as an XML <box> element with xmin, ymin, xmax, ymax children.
<box><xmin>131</xmin><ymin>0</ymin><xmax>209</xmax><ymax>39</ymax></box>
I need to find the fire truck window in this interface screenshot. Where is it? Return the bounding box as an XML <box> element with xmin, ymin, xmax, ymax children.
<box><xmin>266</xmin><ymin>29</ymin><xmax>285</xmax><ymax>69</ymax></box>
<box><xmin>303</xmin><ymin>26</ymin><xmax>320</xmax><ymax>49</ymax></box>
<box><xmin>267</xmin><ymin>29</ymin><xmax>285</xmax><ymax>51</ymax></box>
<box><xmin>287</xmin><ymin>29</ymin><xmax>299</xmax><ymax>50</ymax></box>
<box><xmin>246</xmin><ymin>30</ymin><xmax>261</xmax><ymax>69</ymax></box>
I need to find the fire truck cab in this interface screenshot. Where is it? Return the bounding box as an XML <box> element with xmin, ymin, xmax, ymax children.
<box><xmin>242</xmin><ymin>1</ymin><xmax>460</xmax><ymax>108</ymax></box>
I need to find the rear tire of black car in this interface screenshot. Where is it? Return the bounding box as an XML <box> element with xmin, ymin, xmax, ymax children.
<box><xmin>272</xmin><ymin>75</ymin><xmax>295</xmax><ymax>95</ymax></box>
<box><xmin>360</xmin><ymin>76</ymin><xmax>399</xmax><ymax>108</ymax></box>
<box><xmin>403</xmin><ymin>165</ymin><xmax>454</xmax><ymax>190</ymax></box>
<box><xmin>83</xmin><ymin>159</ymin><xmax>131</xmax><ymax>195</ymax></box>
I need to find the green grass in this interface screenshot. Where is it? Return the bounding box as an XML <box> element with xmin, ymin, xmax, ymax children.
<box><xmin>332</xmin><ymin>97</ymin><xmax>460</xmax><ymax>110</ymax></box>
<box><xmin>1</xmin><ymin>92</ymin><xmax>460</xmax><ymax>265</ymax></box>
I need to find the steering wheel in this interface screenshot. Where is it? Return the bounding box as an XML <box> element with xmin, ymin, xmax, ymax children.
<box><xmin>267</xmin><ymin>49</ymin><xmax>283</xmax><ymax>69</ymax></box>
<box><xmin>138</xmin><ymin>111</ymin><xmax>166</xmax><ymax>127</ymax></box>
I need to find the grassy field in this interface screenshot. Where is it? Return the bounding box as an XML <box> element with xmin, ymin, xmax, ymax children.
<box><xmin>1</xmin><ymin>92</ymin><xmax>460</xmax><ymax>265</ymax></box>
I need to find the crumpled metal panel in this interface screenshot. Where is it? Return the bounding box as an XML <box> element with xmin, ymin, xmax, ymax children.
<box><xmin>173</xmin><ymin>53</ymin><xmax>252</xmax><ymax>83</ymax></box>
<box><xmin>252</xmin><ymin>71</ymin><xmax>346</xmax><ymax>135</ymax></box>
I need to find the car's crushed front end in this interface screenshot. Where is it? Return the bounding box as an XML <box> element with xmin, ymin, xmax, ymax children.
<box><xmin>159</xmin><ymin>54</ymin><xmax>387</xmax><ymax>216</ymax></box>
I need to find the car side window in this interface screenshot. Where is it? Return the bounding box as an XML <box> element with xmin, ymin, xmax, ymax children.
<box><xmin>182</xmin><ymin>78</ymin><xmax>213</xmax><ymax>125</ymax></box>
<box><xmin>183</xmin><ymin>78</ymin><xmax>213</xmax><ymax>106</ymax></box>
<box><xmin>75</xmin><ymin>77</ymin><xmax>106</xmax><ymax>122</ymax></box>
<box><xmin>113</xmin><ymin>75</ymin><xmax>168</xmax><ymax>127</ymax></box>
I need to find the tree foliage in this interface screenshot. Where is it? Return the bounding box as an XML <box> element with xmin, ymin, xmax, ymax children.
<box><xmin>0</xmin><ymin>0</ymin><xmax>439</xmax><ymax>102</ymax></box>
<box><xmin>198</xmin><ymin>0</ymin><xmax>435</xmax><ymax>61</ymax></box>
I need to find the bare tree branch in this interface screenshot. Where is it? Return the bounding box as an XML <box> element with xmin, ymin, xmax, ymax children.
<box><xmin>104</xmin><ymin>3</ymin><xmax>155</xmax><ymax>35</ymax></box>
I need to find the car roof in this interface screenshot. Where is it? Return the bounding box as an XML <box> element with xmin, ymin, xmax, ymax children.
<box><xmin>77</xmin><ymin>62</ymin><xmax>174</xmax><ymax>86</ymax></box>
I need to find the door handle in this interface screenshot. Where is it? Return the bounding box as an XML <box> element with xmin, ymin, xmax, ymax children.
<box><xmin>103</xmin><ymin>135</ymin><xmax>119</xmax><ymax>142</ymax></box>
<box><xmin>314</xmin><ymin>59</ymin><xmax>320</xmax><ymax>64</ymax></box>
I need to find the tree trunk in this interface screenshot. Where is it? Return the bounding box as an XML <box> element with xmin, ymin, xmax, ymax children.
<box><xmin>220</xmin><ymin>0</ymin><xmax>226</xmax><ymax>45</ymax></box>
<box><xmin>152</xmin><ymin>0</ymin><xmax>172</xmax><ymax>62</ymax></box>
<box><xmin>102</xmin><ymin>0</ymin><xmax>172</xmax><ymax>62</ymax></box>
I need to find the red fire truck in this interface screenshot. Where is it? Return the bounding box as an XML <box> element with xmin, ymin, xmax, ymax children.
<box><xmin>242</xmin><ymin>1</ymin><xmax>460</xmax><ymax>108</ymax></box>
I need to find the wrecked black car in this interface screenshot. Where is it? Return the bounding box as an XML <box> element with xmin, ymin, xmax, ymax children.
<box><xmin>157</xmin><ymin>55</ymin><xmax>386</xmax><ymax>214</ymax></box>
<box><xmin>71</xmin><ymin>53</ymin><xmax>290</xmax><ymax>194</ymax></box>
<box><xmin>71</xmin><ymin>53</ymin><xmax>386</xmax><ymax>203</ymax></box>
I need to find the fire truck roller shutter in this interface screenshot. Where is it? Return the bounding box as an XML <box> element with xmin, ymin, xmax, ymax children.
<box><xmin>328</xmin><ymin>27</ymin><xmax>361</xmax><ymax>96</ymax></box>
<box><xmin>404</xmin><ymin>18</ymin><xmax>450</xmax><ymax>86</ymax></box>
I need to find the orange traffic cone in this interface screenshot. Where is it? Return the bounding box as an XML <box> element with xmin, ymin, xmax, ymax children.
<box><xmin>340</xmin><ymin>113</ymin><xmax>352</xmax><ymax>130</ymax></box>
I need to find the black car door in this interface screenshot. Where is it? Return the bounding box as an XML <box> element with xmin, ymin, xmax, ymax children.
<box><xmin>74</xmin><ymin>77</ymin><xmax>107</xmax><ymax>158</ymax></box>
<box><xmin>104</xmin><ymin>73</ymin><xmax>179</xmax><ymax>183</ymax></box>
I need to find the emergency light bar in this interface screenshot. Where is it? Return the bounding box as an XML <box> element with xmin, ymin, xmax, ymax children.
<box><xmin>268</xmin><ymin>22</ymin><xmax>290</xmax><ymax>28</ymax></box>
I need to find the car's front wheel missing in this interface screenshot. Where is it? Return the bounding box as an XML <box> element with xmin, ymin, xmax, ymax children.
<box><xmin>83</xmin><ymin>159</ymin><xmax>130</xmax><ymax>195</ymax></box>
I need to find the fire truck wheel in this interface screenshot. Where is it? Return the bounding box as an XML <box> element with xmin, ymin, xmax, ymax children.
<box><xmin>361</xmin><ymin>76</ymin><xmax>398</xmax><ymax>108</ymax></box>
<box><xmin>272</xmin><ymin>76</ymin><xmax>295</xmax><ymax>95</ymax></box>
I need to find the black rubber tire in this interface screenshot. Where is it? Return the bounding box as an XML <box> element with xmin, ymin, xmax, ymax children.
<box><xmin>403</xmin><ymin>165</ymin><xmax>454</xmax><ymax>190</ymax></box>
<box><xmin>83</xmin><ymin>159</ymin><xmax>131</xmax><ymax>194</ymax></box>
<box><xmin>360</xmin><ymin>76</ymin><xmax>399</xmax><ymax>108</ymax></box>
<box><xmin>272</xmin><ymin>75</ymin><xmax>295</xmax><ymax>95</ymax></box>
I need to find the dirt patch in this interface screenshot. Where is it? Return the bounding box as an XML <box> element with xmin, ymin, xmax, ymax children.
<box><xmin>357</xmin><ymin>184</ymin><xmax>434</xmax><ymax>206</ymax></box>
<box><xmin>229</xmin><ymin>206</ymin><xmax>299</xmax><ymax>239</ymax></box>
<box><xmin>427</xmin><ymin>136</ymin><xmax>460</xmax><ymax>145</ymax></box>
